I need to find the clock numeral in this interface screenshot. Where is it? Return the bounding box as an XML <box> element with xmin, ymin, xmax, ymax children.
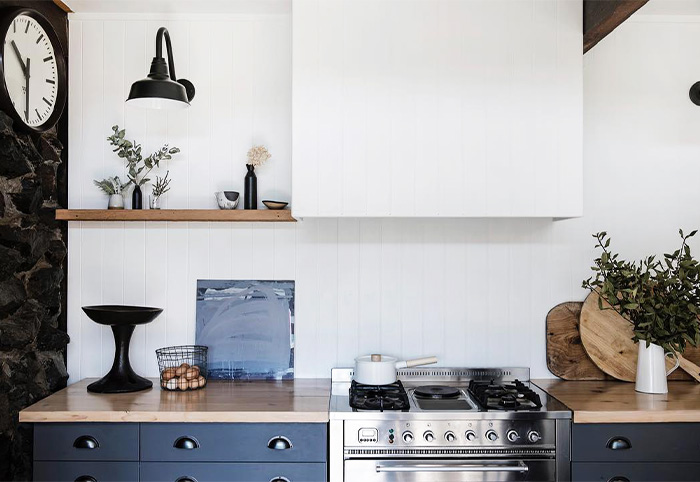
<box><xmin>35</xmin><ymin>109</ymin><xmax>41</xmax><ymax>121</ymax></box>
<box><xmin>36</xmin><ymin>34</ymin><xmax>43</xmax><ymax>44</ymax></box>
<box><xmin>13</xmin><ymin>20</ymin><xmax>16</xmax><ymax>33</ymax></box>
<box><xmin>43</xmin><ymin>55</ymin><xmax>53</xmax><ymax>63</ymax></box>
<box><xmin>46</xmin><ymin>79</ymin><xmax>55</xmax><ymax>85</ymax></box>
<box><xmin>42</xmin><ymin>97</ymin><xmax>51</xmax><ymax>106</ymax></box>
<box><xmin>24</xmin><ymin>21</ymin><xmax>29</xmax><ymax>34</ymax></box>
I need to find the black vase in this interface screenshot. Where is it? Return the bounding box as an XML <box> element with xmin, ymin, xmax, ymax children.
<box><xmin>244</xmin><ymin>164</ymin><xmax>257</xmax><ymax>210</ymax></box>
<box><xmin>132</xmin><ymin>184</ymin><xmax>143</xmax><ymax>210</ymax></box>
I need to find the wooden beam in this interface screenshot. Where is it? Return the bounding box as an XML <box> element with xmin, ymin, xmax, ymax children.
<box><xmin>584</xmin><ymin>0</ymin><xmax>648</xmax><ymax>53</ymax></box>
<box><xmin>52</xmin><ymin>0</ymin><xmax>72</xmax><ymax>13</ymax></box>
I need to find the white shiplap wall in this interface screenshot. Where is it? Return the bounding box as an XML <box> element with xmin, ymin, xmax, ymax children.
<box><xmin>67</xmin><ymin>8</ymin><xmax>700</xmax><ymax>383</ymax></box>
<box><xmin>292</xmin><ymin>0</ymin><xmax>583</xmax><ymax>218</ymax></box>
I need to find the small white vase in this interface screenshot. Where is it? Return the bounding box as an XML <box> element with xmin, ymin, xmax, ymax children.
<box><xmin>635</xmin><ymin>342</ymin><xmax>679</xmax><ymax>394</ymax></box>
<box><xmin>108</xmin><ymin>194</ymin><xmax>124</xmax><ymax>210</ymax></box>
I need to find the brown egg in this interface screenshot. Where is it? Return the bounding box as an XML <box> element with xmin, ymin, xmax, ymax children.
<box><xmin>197</xmin><ymin>376</ymin><xmax>206</xmax><ymax>388</ymax></box>
<box><xmin>165</xmin><ymin>378</ymin><xmax>179</xmax><ymax>390</ymax></box>
<box><xmin>185</xmin><ymin>367</ymin><xmax>200</xmax><ymax>380</ymax></box>
<box><xmin>188</xmin><ymin>378</ymin><xmax>200</xmax><ymax>390</ymax></box>
<box><xmin>177</xmin><ymin>376</ymin><xmax>189</xmax><ymax>391</ymax></box>
<box><xmin>175</xmin><ymin>363</ymin><xmax>190</xmax><ymax>376</ymax></box>
<box><xmin>161</xmin><ymin>367</ymin><xmax>177</xmax><ymax>381</ymax></box>
<box><xmin>161</xmin><ymin>378</ymin><xmax>168</xmax><ymax>388</ymax></box>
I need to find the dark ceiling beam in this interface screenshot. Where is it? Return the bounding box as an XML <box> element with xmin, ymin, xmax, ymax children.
<box><xmin>52</xmin><ymin>0</ymin><xmax>72</xmax><ymax>13</ymax></box>
<box><xmin>584</xmin><ymin>0</ymin><xmax>648</xmax><ymax>53</ymax></box>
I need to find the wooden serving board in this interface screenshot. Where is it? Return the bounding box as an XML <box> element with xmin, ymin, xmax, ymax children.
<box><xmin>546</xmin><ymin>302</ymin><xmax>614</xmax><ymax>380</ymax></box>
<box><xmin>579</xmin><ymin>292</ymin><xmax>700</xmax><ymax>382</ymax></box>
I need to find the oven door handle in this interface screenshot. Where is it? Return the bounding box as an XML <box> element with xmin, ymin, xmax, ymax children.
<box><xmin>375</xmin><ymin>461</ymin><xmax>530</xmax><ymax>473</ymax></box>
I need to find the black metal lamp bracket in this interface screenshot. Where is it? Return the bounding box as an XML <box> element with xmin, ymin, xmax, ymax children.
<box><xmin>155</xmin><ymin>27</ymin><xmax>195</xmax><ymax>102</ymax></box>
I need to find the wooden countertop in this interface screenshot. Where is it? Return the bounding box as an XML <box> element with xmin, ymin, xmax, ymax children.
<box><xmin>534</xmin><ymin>378</ymin><xmax>700</xmax><ymax>423</ymax></box>
<box><xmin>19</xmin><ymin>378</ymin><xmax>330</xmax><ymax>423</ymax></box>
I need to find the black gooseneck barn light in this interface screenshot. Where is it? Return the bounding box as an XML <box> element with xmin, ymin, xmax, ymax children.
<box><xmin>126</xmin><ymin>27</ymin><xmax>195</xmax><ymax>110</ymax></box>
<box><xmin>690</xmin><ymin>81</ymin><xmax>700</xmax><ymax>106</ymax></box>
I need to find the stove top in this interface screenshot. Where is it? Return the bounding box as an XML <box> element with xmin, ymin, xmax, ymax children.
<box><xmin>349</xmin><ymin>380</ymin><xmax>410</xmax><ymax>411</ymax></box>
<box><xmin>331</xmin><ymin>367</ymin><xmax>571</xmax><ymax>421</ymax></box>
<box><xmin>468</xmin><ymin>379</ymin><xmax>543</xmax><ymax>410</ymax></box>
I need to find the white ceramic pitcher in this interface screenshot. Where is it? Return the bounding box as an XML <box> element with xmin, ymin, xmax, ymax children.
<box><xmin>635</xmin><ymin>342</ymin><xmax>680</xmax><ymax>394</ymax></box>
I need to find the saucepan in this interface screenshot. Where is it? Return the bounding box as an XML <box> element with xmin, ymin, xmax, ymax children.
<box><xmin>354</xmin><ymin>354</ymin><xmax>438</xmax><ymax>385</ymax></box>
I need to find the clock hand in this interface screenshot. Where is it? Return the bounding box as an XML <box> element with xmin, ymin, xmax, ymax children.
<box><xmin>10</xmin><ymin>40</ymin><xmax>27</xmax><ymax>75</ymax></box>
<box><xmin>25</xmin><ymin>58</ymin><xmax>30</xmax><ymax>122</ymax></box>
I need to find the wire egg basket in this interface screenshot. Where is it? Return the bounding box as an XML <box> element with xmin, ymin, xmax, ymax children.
<box><xmin>156</xmin><ymin>345</ymin><xmax>208</xmax><ymax>391</ymax></box>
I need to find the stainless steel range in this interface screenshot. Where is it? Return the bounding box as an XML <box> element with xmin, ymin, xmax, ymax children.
<box><xmin>329</xmin><ymin>367</ymin><xmax>572</xmax><ymax>481</ymax></box>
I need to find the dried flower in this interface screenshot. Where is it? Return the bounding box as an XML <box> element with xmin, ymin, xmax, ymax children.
<box><xmin>247</xmin><ymin>145</ymin><xmax>271</xmax><ymax>168</ymax></box>
<box><xmin>151</xmin><ymin>171</ymin><xmax>172</xmax><ymax>198</ymax></box>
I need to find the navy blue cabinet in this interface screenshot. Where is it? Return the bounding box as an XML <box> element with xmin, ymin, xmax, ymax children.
<box><xmin>141</xmin><ymin>423</ymin><xmax>327</xmax><ymax>463</ymax></box>
<box><xmin>33</xmin><ymin>422</ymin><xmax>328</xmax><ymax>482</ymax></box>
<box><xmin>141</xmin><ymin>462</ymin><xmax>327</xmax><ymax>482</ymax></box>
<box><xmin>572</xmin><ymin>423</ymin><xmax>700</xmax><ymax>482</ymax></box>
<box><xmin>34</xmin><ymin>462</ymin><xmax>139</xmax><ymax>482</ymax></box>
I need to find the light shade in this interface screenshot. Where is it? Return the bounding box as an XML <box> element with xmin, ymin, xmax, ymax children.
<box><xmin>126</xmin><ymin>75</ymin><xmax>191</xmax><ymax>110</ymax></box>
<box><xmin>126</xmin><ymin>27</ymin><xmax>195</xmax><ymax>110</ymax></box>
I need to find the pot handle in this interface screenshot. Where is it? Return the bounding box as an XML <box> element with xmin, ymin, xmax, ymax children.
<box><xmin>396</xmin><ymin>356</ymin><xmax>438</xmax><ymax>369</ymax></box>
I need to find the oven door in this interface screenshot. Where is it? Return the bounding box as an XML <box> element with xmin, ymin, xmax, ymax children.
<box><xmin>344</xmin><ymin>459</ymin><xmax>555</xmax><ymax>482</ymax></box>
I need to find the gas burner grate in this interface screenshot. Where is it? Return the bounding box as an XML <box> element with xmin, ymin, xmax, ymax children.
<box><xmin>468</xmin><ymin>379</ymin><xmax>542</xmax><ymax>411</ymax></box>
<box><xmin>349</xmin><ymin>380</ymin><xmax>410</xmax><ymax>412</ymax></box>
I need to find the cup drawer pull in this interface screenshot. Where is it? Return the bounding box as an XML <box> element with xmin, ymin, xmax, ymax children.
<box><xmin>267</xmin><ymin>436</ymin><xmax>292</xmax><ymax>450</ymax></box>
<box><xmin>270</xmin><ymin>478</ymin><xmax>290</xmax><ymax>482</ymax></box>
<box><xmin>74</xmin><ymin>476</ymin><xmax>97</xmax><ymax>482</ymax></box>
<box><xmin>175</xmin><ymin>477</ymin><xmax>198</xmax><ymax>482</ymax></box>
<box><xmin>173</xmin><ymin>436</ymin><xmax>200</xmax><ymax>450</ymax></box>
<box><xmin>73</xmin><ymin>436</ymin><xmax>99</xmax><ymax>450</ymax></box>
<box><xmin>606</xmin><ymin>437</ymin><xmax>632</xmax><ymax>450</ymax></box>
<box><xmin>608</xmin><ymin>477</ymin><xmax>630</xmax><ymax>482</ymax></box>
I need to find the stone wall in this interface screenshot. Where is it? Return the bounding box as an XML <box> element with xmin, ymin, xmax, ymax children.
<box><xmin>0</xmin><ymin>3</ymin><xmax>69</xmax><ymax>480</ymax></box>
<box><xmin>0</xmin><ymin>110</ymin><xmax>68</xmax><ymax>480</ymax></box>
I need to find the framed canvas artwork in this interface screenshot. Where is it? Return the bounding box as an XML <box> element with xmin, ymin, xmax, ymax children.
<box><xmin>195</xmin><ymin>280</ymin><xmax>294</xmax><ymax>380</ymax></box>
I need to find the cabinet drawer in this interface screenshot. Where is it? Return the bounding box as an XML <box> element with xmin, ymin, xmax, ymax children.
<box><xmin>572</xmin><ymin>423</ymin><xmax>700</xmax><ymax>462</ymax></box>
<box><xmin>140</xmin><ymin>423</ymin><xmax>327</xmax><ymax>462</ymax></box>
<box><xmin>140</xmin><ymin>462</ymin><xmax>326</xmax><ymax>482</ymax></box>
<box><xmin>573</xmin><ymin>462</ymin><xmax>700</xmax><ymax>481</ymax></box>
<box><xmin>34</xmin><ymin>423</ymin><xmax>139</xmax><ymax>461</ymax></box>
<box><xmin>34</xmin><ymin>461</ymin><xmax>139</xmax><ymax>482</ymax></box>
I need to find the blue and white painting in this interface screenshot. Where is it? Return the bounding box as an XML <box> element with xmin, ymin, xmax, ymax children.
<box><xmin>195</xmin><ymin>280</ymin><xmax>294</xmax><ymax>380</ymax></box>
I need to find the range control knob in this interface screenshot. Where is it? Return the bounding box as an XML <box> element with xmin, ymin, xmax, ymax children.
<box><xmin>485</xmin><ymin>430</ymin><xmax>499</xmax><ymax>442</ymax></box>
<box><xmin>506</xmin><ymin>430</ymin><xmax>520</xmax><ymax>443</ymax></box>
<box><xmin>423</xmin><ymin>431</ymin><xmax>435</xmax><ymax>443</ymax></box>
<box><xmin>465</xmin><ymin>430</ymin><xmax>477</xmax><ymax>441</ymax></box>
<box><xmin>402</xmin><ymin>431</ymin><xmax>414</xmax><ymax>443</ymax></box>
<box><xmin>444</xmin><ymin>431</ymin><xmax>456</xmax><ymax>442</ymax></box>
<box><xmin>528</xmin><ymin>430</ymin><xmax>542</xmax><ymax>443</ymax></box>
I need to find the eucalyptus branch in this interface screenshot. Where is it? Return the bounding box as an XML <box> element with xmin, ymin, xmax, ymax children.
<box><xmin>106</xmin><ymin>125</ymin><xmax>180</xmax><ymax>188</ymax></box>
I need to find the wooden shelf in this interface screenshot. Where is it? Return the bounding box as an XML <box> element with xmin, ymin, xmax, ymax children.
<box><xmin>55</xmin><ymin>209</ymin><xmax>296</xmax><ymax>222</ymax></box>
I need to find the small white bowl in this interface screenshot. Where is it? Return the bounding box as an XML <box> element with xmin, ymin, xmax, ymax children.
<box><xmin>215</xmin><ymin>191</ymin><xmax>239</xmax><ymax>209</ymax></box>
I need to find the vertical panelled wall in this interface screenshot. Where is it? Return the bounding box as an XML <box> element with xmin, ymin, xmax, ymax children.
<box><xmin>292</xmin><ymin>0</ymin><xmax>583</xmax><ymax>218</ymax></box>
<box><xmin>68</xmin><ymin>10</ymin><xmax>700</xmax><ymax>383</ymax></box>
<box><xmin>67</xmin><ymin>12</ymin><xmax>293</xmax><ymax>382</ymax></box>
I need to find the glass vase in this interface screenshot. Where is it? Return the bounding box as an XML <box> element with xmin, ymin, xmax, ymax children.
<box><xmin>149</xmin><ymin>195</ymin><xmax>161</xmax><ymax>210</ymax></box>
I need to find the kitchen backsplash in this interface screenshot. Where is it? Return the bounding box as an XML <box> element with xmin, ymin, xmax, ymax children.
<box><xmin>67</xmin><ymin>9</ymin><xmax>700</xmax><ymax>382</ymax></box>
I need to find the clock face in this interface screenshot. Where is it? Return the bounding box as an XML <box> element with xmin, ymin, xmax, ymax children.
<box><xmin>2</xmin><ymin>14</ymin><xmax>58</xmax><ymax>128</ymax></box>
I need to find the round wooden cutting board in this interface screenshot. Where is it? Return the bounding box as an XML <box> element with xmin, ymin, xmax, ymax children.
<box><xmin>580</xmin><ymin>292</ymin><xmax>700</xmax><ymax>382</ymax></box>
<box><xmin>546</xmin><ymin>301</ymin><xmax>613</xmax><ymax>380</ymax></box>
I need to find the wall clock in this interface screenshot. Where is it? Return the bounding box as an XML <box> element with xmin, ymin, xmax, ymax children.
<box><xmin>0</xmin><ymin>8</ymin><xmax>67</xmax><ymax>133</ymax></box>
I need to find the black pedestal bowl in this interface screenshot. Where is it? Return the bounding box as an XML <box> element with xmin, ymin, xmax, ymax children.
<box><xmin>82</xmin><ymin>305</ymin><xmax>163</xmax><ymax>393</ymax></box>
